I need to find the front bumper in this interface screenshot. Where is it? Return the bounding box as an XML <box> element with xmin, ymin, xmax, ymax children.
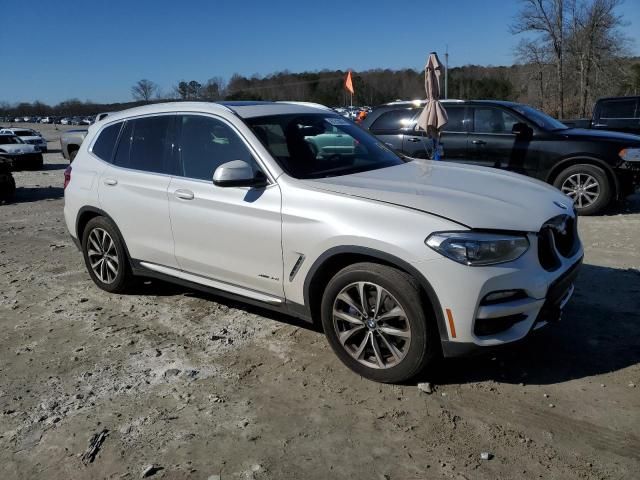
<box><xmin>413</xmin><ymin>231</ymin><xmax>583</xmax><ymax>357</ymax></box>
<box><xmin>616</xmin><ymin>162</ymin><xmax>640</xmax><ymax>197</ymax></box>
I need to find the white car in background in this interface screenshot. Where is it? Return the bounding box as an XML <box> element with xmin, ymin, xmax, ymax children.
<box><xmin>63</xmin><ymin>101</ymin><xmax>583</xmax><ymax>383</ymax></box>
<box><xmin>0</xmin><ymin>133</ymin><xmax>43</xmax><ymax>170</ymax></box>
<box><xmin>0</xmin><ymin>128</ymin><xmax>48</xmax><ymax>152</ymax></box>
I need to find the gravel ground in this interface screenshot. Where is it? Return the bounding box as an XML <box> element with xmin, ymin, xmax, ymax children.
<box><xmin>1</xmin><ymin>124</ymin><xmax>639</xmax><ymax>479</ymax></box>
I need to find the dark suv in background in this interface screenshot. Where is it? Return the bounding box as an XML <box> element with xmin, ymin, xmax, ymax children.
<box><xmin>563</xmin><ymin>96</ymin><xmax>640</xmax><ymax>136</ymax></box>
<box><xmin>361</xmin><ymin>100</ymin><xmax>640</xmax><ymax>215</ymax></box>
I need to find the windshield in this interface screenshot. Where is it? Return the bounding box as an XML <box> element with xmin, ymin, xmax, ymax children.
<box><xmin>246</xmin><ymin>113</ymin><xmax>407</xmax><ymax>179</ymax></box>
<box><xmin>14</xmin><ymin>130</ymin><xmax>35</xmax><ymax>136</ymax></box>
<box><xmin>0</xmin><ymin>135</ymin><xmax>23</xmax><ymax>145</ymax></box>
<box><xmin>511</xmin><ymin>104</ymin><xmax>567</xmax><ymax>131</ymax></box>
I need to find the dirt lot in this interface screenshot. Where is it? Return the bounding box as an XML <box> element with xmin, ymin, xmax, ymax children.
<box><xmin>1</xmin><ymin>124</ymin><xmax>639</xmax><ymax>479</ymax></box>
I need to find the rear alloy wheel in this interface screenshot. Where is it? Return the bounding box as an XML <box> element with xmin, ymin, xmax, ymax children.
<box><xmin>321</xmin><ymin>262</ymin><xmax>438</xmax><ymax>383</ymax></box>
<box><xmin>554</xmin><ymin>164</ymin><xmax>611</xmax><ymax>216</ymax></box>
<box><xmin>82</xmin><ymin>216</ymin><xmax>133</xmax><ymax>293</ymax></box>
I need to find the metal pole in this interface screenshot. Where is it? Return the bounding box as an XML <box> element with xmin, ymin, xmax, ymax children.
<box><xmin>445</xmin><ymin>44</ymin><xmax>449</xmax><ymax>99</ymax></box>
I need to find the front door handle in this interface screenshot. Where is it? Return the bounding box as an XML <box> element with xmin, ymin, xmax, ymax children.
<box><xmin>407</xmin><ymin>137</ymin><xmax>421</xmax><ymax>142</ymax></box>
<box><xmin>472</xmin><ymin>140</ymin><xmax>487</xmax><ymax>145</ymax></box>
<box><xmin>174</xmin><ymin>189</ymin><xmax>194</xmax><ymax>200</ymax></box>
<box><xmin>103</xmin><ymin>178</ymin><xmax>118</xmax><ymax>186</ymax></box>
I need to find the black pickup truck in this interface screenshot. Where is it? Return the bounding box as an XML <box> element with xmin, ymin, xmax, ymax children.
<box><xmin>563</xmin><ymin>96</ymin><xmax>640</xmax><ymax>136</ymax></box>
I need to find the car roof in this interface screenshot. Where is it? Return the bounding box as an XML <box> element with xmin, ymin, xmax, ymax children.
<box><xmin>380</xmin><ymin>99</ymin><xmax>522</xmax><ymax>108</ymax></box>
<box><xmin>98</xmin><ymin>101</ymin><xmax>334</xmax><ymax>124</ymax></box>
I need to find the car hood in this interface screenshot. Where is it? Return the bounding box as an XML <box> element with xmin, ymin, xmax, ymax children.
<box><xmin>0</xmin><ymin>144</ymin><xmax>37</xmax><ymax>154</ymax></box>
<box><xmin>561</xmin><ymin>128</ymin><xmax>640</xmax><ymax>143</ymax></box>
<box><xmin>302</xmin><ymin>160</ymin><xmax>573</xmax><ymax>232</ymax></box>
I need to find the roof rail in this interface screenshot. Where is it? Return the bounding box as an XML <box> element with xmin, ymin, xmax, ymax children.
<box><xmin>276</xmin><ymin>101</ymin><xmax>333</xmax><ymax>111</ymax></box>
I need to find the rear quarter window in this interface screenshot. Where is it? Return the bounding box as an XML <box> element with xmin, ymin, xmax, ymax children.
<box><xmin>91</xmin><ymin>122</ymin><xmax>122</xmax><ymax>163</ymax></box>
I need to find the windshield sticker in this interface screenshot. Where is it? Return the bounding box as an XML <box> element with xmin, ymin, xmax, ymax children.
<box><xmin>326</xmin><ymin>117</ymin><xmax>350</xmax><ymax>126</ymax></box>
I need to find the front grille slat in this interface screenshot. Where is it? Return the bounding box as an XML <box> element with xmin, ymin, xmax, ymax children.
<box><xmin>538</xmin><ymin>215</ymin><xmax>579</xmax><ymax>271</ymax></box>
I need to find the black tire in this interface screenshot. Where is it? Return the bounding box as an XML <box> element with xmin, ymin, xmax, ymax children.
<box><xmin>553</xmin><ymin>163</ymin><xmax>611</xmax><ymax>216</ymax></box>
<box><xmin>0</xmin><ymin>174</ymin><xmax>16</xmax><ymax>202</ymax></box>
<box><xmin>28</xmin><ymin>154</ymin><xmax>43</xmax><ymax>171</ymax></box>
<box><xmin>321</xmin><ymin>262</ymin><xmax>438</xmax><ymax>383</ymax></box>
<box><xmin>81</xmin><ymin>216</ymin><xmax>134</xmax><ymax>293</ymax></box>
<box><xmin>69</xmin><ymin>149</ymin><xmax>78</xmax><ymax>162</ymax></box>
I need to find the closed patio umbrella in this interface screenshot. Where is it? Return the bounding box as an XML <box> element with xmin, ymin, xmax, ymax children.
<box><xmin>415</xmin><ymin>52</ymin><xmax>448</xmax><ymax>159</ymax></box>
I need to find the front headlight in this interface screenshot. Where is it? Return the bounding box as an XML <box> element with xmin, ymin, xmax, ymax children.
<box><xmin>426</xmin><ymin>232</ymin><xmax>529</xmax><ymax>266</ymax></box>
<box><xmin>619</xmin><ymin>148</ymin><xmax>640</xmax><ymax>162</ymax></box>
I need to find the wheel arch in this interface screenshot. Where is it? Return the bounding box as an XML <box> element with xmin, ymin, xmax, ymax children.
<box><xmin>75</xmin><ymin>206</ymin><xmax>133</xmax><ymax>263</ymax></box>
<box><xmin>303</xmin><ymin>246</ymin><xmax>449</xmax><ymax>342</ymax></box>
<box><xmin>545</xmin><ymin>156</ymin><xmax>620</xmax><ymax>200</ymax></box>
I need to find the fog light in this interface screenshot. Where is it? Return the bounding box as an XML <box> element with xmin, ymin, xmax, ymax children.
<box><xmin>481</xmin><ymin>289</ymin><xmax>525</xmax><ymax>305</ymax></box>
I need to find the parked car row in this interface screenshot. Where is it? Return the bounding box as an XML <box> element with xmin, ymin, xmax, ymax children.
<box><xmin>0</xmin><ymin>115</ymin><xmax>96</xmax><ymax>125</ymax></box>
<box><xmin>334</xmin><ymin>106</ymin><xmax>372</xmax><ymax>122</ymax></box>
<box><xmin>0</xmin><ymin>127</ymin><xmax>47</xmax><ymax>152</ymax></box>
<box><xmin>360</xmin><ymin>98</ymin><xmax>640</xmax><ymax>215</ymax></box>
<box><xmin>0</xmin><ymin>133</ymin><xmax>44</xmax><ymax>170</ymax></box>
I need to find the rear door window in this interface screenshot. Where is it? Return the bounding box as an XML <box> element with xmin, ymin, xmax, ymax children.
<box><xmin>113</xmin><ymin>115</ymin><xmax>176</xmax><ymax>174</ymax></box>
<box><xmin>91</xmin><ymin>122</ymin><xmax>122</xmax><ymax>163</ymax></box>
<box><xmin>370</xmin><ymin>109</ymin><xmax>419</xmax><ymax>132</ymax></box>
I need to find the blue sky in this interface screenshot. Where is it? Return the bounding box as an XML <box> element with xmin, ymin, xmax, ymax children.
<box><xmin>1</xmin><ymin>0</ymin><xmax>638</xmax><ymax>105</ymax></box>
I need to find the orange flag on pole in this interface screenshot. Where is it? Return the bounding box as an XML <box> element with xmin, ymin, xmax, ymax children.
<box><xmin>345</xmin><ymin>70</ymin><xmax>355</xmax><ymax>95</ymax></box>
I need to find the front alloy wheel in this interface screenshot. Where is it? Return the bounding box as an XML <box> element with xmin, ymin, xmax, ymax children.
<box><xmin>554</xmin><ymin>164</ymin><xmax>612</xmax><ymax>215</ymax></box>
<box><xmin>333</xmin><ymin>282</ymin><xmax>411</xmax><ymax>369</ymax></box>
<box><xmin>321</xmin><ymin>262</ymin><xmax>438</xmax><ymax>383</ymax></box>
<box><xmin>560</xmin><ymin>172</ymin><xmax>600</xmax><ymax>209</ymax></box>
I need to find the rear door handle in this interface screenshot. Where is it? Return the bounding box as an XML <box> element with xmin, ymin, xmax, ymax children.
<box><xmin>174</xmin><ymin>189</ymin><xmax>194</xmax><ymax>200</ymax></box>
<box><xmin>103</xmin><ymin>178</ymin><xmax>118</xmax><ymax>186</ymax></box>
<box><xmin>407</xmin><ymin>137</ymin><xmax>421</xmax><ymax>142</ymax></box>
<box><xmin>472</xmin><ymin>140</ymin><xmax>487</xmax><ymax>145</ymax></box>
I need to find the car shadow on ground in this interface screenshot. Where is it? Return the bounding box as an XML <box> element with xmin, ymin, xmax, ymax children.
<box><xmin>126</xmin><ymin>263</ymin><xmax>640</xmax><ymax>386</ymax></box>
<box><xmin>130</xmin><ymin>278</ymin><xmax>323</xmax><ymax>332</ymax></box>
<box><xmin>41</xmin><ymin>162</ymin><xmax>67</xmax><ymax>171</ymax></box>
<box><xmin>421</xmin><ymin>263</ymin><xmax>640</xmax><ymax>386</ymax></box>
<box><xmin>10</xmin><ymin>186</ymin><xmax>64</xmax><ymax>203</ymax></box>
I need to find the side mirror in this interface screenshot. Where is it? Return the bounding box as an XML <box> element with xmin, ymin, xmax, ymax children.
<box><xmin>512</xmin><ymin>122</ymin><xmax>532</xmax><ymax>138</ymax></box>
<box><xmin>213</xmin><ymin>160</ymin><xmax>267</xmax><ymax>188</ymax></box>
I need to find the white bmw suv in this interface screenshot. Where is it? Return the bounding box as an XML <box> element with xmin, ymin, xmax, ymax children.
<box><xmin>63</xmin><ymin>101</ymin><xmax>583</xmax><ymax>383</ymax></box>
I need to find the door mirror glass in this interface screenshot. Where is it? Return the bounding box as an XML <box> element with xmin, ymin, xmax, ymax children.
<box><xmin>213</xmin><ymin>160</ymin><xmax>267</xmax><ymax>187</ymax></box>
<box><xmin>511</xmin><ymin>122</ymin><xmax>532</xmax><ymax>137</ymax></box>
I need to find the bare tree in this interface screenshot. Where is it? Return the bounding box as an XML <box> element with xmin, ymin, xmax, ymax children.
<box><xmin>512</xmin><ymin>0</ymin><xmax>568</xmax><ymax>117</ymax></box>
<box><xmin>516</xmin><ymin>39</ymin><xmax>553</xmax><ymax>109</ymax></box>
<box><xmin>200</xmin><ymin>77</ymin><xmax>227</xmax><ymax>100</ymax></box>
<box><xmin>131</xmin><ymin>79</ymin><xmax>158</xmax><ymax>102</ymax></box>
<box><xmin>568</xmin><ymin>0</ymin><xmax>628</xmax><ymax>116</ymax></box>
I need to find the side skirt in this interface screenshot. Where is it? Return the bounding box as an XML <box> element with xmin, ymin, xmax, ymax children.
<box><xmin>130</xmin><ymin>259</ymin><xmax>313</xmax><ymax>324</ymax></box>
